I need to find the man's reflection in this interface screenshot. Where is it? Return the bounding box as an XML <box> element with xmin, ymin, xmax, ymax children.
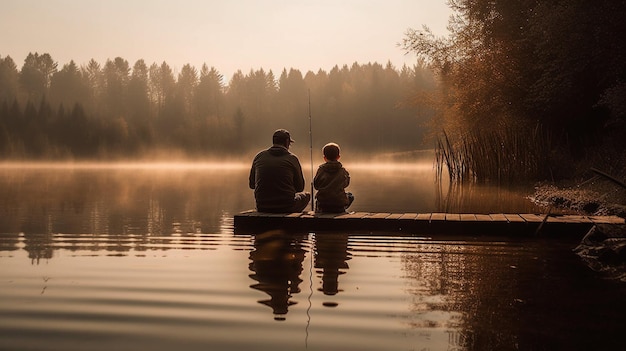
<box><xmin>314</xmin><ymin>233</ymin><xmax>350</xmax><ymax>303</ymax></box>
<box><xmin>248</xmin><ymin>230</ymin><xmax>306</xmax><ymax>321</ymax></box>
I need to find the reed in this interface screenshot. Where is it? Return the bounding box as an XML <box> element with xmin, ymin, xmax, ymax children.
<box><xmin>435</xmin><ymin>122</ymin><xmax>552</xmax><ymax>184</ymax></box>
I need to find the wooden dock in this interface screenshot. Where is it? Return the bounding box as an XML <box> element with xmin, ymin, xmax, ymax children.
<box><xmin>233</xmin><ymin>210</ymin><xmax>625</xmax><ymax>237</ymax></box>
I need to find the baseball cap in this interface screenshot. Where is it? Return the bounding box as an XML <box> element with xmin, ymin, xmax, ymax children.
<box><xmin>272</xmin><ymin>129</ymin><xmax>295</xmax><ymax>144</ymax></box>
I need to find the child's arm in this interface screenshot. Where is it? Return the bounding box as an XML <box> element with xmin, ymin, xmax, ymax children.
<box><xmin>313</xmin><ymin>167</ymin><xmax>323</xmax><ymax>190</ymax></box>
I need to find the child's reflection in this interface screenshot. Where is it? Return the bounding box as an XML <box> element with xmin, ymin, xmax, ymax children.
<box><xmin>315</xmin><ymin>233</ymin><xmax>350</xmax><ymax>303</ymax></box>
<box><xmin>248</xmin><ymin>230</ymin><xmax>306</xmax><ymax>321</ymax></box>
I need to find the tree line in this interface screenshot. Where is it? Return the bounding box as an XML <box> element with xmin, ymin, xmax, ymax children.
<box><xmin>0</xmin><ymin>53</ymin><xmax>437</xmax><ymax>159</ymax></box>
<box><xmin>404</xmin><ymin>0</ymin><xmax>626</xmax><ymax>182</ymax></box>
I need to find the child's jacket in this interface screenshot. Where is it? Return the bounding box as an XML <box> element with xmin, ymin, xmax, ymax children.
<box><xmin>314</xmin><ymin>160</ymin><xmax>350</xmax><ymax>211</ymax></box>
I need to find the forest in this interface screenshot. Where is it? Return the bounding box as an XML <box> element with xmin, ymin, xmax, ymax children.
<box><xmin>2</xmin><ymin>0</ymin><xmax>625</xmax><ymax>184</ymax></box>
<box><xmin>0</xmin><ymin>54</ymin><xmax>436</xmax><ymax>160</ymax></box>
<box><xmin>404</xmin><ymin>0</ymin><xmax>626</xmax><ymax>183</ymax></box>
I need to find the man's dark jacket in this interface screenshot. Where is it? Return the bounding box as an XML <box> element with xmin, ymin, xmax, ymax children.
<box><xmin>249</xmin><ymin>145</ymin><xmax>306</xmax><ymax>212</ymax></box>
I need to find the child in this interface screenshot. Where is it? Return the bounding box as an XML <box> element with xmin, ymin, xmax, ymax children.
<box><xmin>314</xmin><ymin>142</ymin><xmax>354</xmax><ymax>213</ymax></box>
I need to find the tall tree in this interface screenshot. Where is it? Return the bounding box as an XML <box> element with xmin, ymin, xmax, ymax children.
<box><xmin>102</xmin><ymin>57</ymin><xmax>130</xmax><ymax>118</ymax></box>
<box><xmin>127</xmin><ymin>59</ymin><xmax>152</xmax><ymax>147</ymax></box>
<box><xmin>127</xmin><ymin>59</ymin><xmax>151</xmax><ymax>121</ymax></box>
<box><xmin>82</xmin><ymin>59</ymin><xmax>103</xmax><ymax>114</ymax></box>
<box><xmin>176</xmin><ymin>64</ymin><xmax>198</xmax><ymax>118</ymax></box>
<box><xmin>195</xmin><ymin>64</ymin><xmax>224</xmax><ymax>119</ymax></box>
<box><xmin>277</xmin><ymin>69</ymin><xmax>307</xmax><ymax>115</ymax></box>
<box><xmin>19</xmin><ymin>52</ymin><xmax>58</xmax><ymax>104</ymax></box>
<box><xmin>149</xmin><ymin>62</ymin><xmax>176</xmax><ymax>115</ymax></box>
<box><xmin>0</xmin><ymin>99</ymin><xmax>9</xmax><ymax>153</ymax></box>
<box><xmin>152</xmin><ymin>61</ymin><xmax>179</xmax><ymax>143</ymax></box>
<box><xmin>0</xmin><ymin>56</ymin><xmax>19</xmax><ymax>103</ymax></box>
<box><xmin>49</xmin><ymin>60</ymin><xmax>87</xmax><ymax>109</ymax></box>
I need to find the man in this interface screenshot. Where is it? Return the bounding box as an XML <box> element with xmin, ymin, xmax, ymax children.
<box><xmin>249</xmin><ymin>129</ymin><xmax>311</xmax><ymax>213</ymax></box>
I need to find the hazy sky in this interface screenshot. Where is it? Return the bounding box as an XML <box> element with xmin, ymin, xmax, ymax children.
<box><xmin>1</xmin><ymin>0</ymin><xmax>452</xmax><ymax>81</ymax></box>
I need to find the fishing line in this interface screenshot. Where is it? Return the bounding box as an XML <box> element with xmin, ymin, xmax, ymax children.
<box><xmin>308</xmin><ymin>89</ymin><xmax>315</xmax><ymax>212</ymax></box>
<box><xmin>305</xmin><ymin>232</ymin><xmax>315</xmax><ymax>348</ymax></box>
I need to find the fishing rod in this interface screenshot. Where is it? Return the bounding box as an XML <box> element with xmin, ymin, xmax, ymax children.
<box><xmin>308</xmin><ymin>89</ymin><xmax>315</xmax><ymax>212</ymax></box>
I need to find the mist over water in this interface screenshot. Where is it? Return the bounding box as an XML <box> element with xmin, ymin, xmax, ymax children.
<box><xmin>0</xmin><ymin>156</ymin><xmax>547</xmax><ymax>236</ymax></box>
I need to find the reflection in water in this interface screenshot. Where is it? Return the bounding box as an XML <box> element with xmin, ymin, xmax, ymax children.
<box><xmin>400</xmin><ymin>239</ymin><xmax>516</xmax><ymax>347</ymax></box>
<box><xmin>0</xmin><ymin>166</ymin><xmax>254</xmax><ymax>261</ymax></box>
<box><xmin>0</xmin><ymin>166</ymin><xmax>253</xmax><ymax>237</ymax></box>
<box><xmin>248</xmin><ymin>230</ymin><xmax>307</xmax><ymax>321</ymax></box>
<box><xmin>2</xmin><ymin>163</ymin><xmax>626</xmax><ymax>350</ymax></box>
<box><xmin>2</xmin><ymin>229</ymin><xmax>626</xmax><ymax>349</ymax></box>
<box><xmin>436</xmin><ymin>181</ymin><xmax>551</xmax><ymax>214</ymax></box>
<box><xmin>22</xmin><ymin>233</ymin><xmax>54</xmax><ymax>264</ymax></box>
<box><xmin>314</xmin><ymin>233</ymin><xmax>350</xmax><ymax>300</ymax></box>
<box><xmin>247</xmin><ymin>232</ymin><xmax>353</xmax><ymax>321</ymax></box>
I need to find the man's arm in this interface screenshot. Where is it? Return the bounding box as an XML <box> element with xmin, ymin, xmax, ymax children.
<box><xmin>249</xmin><ymin>163</ymin><xmax>256</xmax><ymax>189</ymax></box>
<box><xmin>293</xmin><ymin>157</ymin><xmax>306</xmax><ymax>192</ymax></box>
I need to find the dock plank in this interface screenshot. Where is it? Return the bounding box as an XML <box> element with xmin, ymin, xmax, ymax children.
<box><xmin>489</xmin><ymin>214</ymin><xmax>509</xmax><ymax>222</ymax></box>
<box><xmin>399</xmin><ymin>213</ymin><xmax>418</xmax><ymax>220</ymax></box>
<box><xmin>335</xmin><ymin>212</ymin><xmax>367</xmax><ymax>219</ymax></box>
<box><xmin>589</xmin><ymin>215</ymin><xmax>625</xmax><ymax>224</ymax></box>
<box><xmin>561</xmin><ymin>215</ymin><xmax>593</xmax><ymax>223</ymax></box>
<box><xmin>519</xmin><ymin>214</ymin><xmax>545</xmax><ymax>223</ymax></box>
<box><xmin>233</xmin><ymin>211</ymin><xmax>620</xmax><ymax>237</ymax></box>
<box><xmin>547</xmin><ymin>216</ymin><xmax>569</xmax><ymax>223</ymax></box>
<box><xmin>416</xmin><ymin>213</ymin><xmax>432</xmax><ymax>221</ymax></box>
<box><xmin>474</xmin><ymin>214</ymin><xmax>493</xmax><ymax>222</ymax></box>
<box><xmin>504</xmin><ymin>214</ymin><xmax>525</xmax><ymax>223</ymax></box>
<box><xmin>446</xmin><ymin>213</ymin><xmax>462</xmax><ymax>221</ymax></box>
<box><xmin>460</xmin><ymin>214</ymin><xmax>477</xmax><ymax>221</ymax></box>
<box><xmin>367</xmin><ymin>213</ymin><xmax>391</xmax><ymax>219</ymax></box>
<box><xmin>430</xmin><ymin>213</ymin><xmax>446</xmax><ymax>221</ymax></box>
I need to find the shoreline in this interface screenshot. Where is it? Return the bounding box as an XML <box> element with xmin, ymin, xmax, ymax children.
<box><xmin>532</xmin><ymin>178</ymin><xmax>626</xmax><ymax>218</ymax></box>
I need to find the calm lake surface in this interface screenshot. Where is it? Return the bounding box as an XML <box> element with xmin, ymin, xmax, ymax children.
<box><xmin>1</xmin><ymin>160</ymin><xmax>625</xmax><ymax>350</ymax></box>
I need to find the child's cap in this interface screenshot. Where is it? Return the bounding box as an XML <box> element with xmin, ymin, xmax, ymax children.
<box><xmin>322</xmin><ymin>143</ymin><xmax>341</xmax><ymax>161</ymax></box>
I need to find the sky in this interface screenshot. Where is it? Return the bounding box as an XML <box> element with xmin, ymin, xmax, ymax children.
<box><xmin>1</xmin><ymin>0</ymin><xmax>452</xmax><ymax>81</ymax></box>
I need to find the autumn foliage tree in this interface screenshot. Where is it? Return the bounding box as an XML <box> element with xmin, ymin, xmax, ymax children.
<box><xmin>403</xmin><ymin>0</ymin><xmax>626</xmax><ymax>182</ymax></box>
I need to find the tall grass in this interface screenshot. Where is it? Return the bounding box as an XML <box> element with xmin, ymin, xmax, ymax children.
<box><xmin>435</xmin><ymin>122</ymin><xmax>553</xmax><ymax>185</ymax></box>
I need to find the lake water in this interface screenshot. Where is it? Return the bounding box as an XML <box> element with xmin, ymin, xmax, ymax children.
<box><xmin>1</xmin><ymin>161</ymin><xmax>625</xmax><ymax>350</ymax></box>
